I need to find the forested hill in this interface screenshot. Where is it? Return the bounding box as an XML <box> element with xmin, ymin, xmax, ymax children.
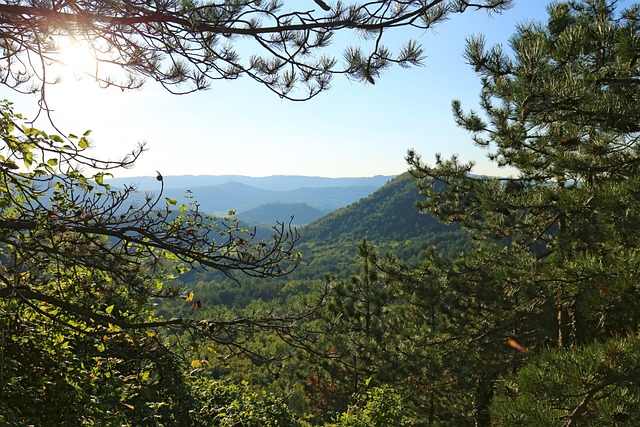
<box><xmin>299</xmin><ymin>172</ymin><xmax>463</xmax><ymax>246</ymax></box>
<box><xmin>294</xmin><ymin>173</ymin><xmax>470</xmax><ymax>278</ymax></box>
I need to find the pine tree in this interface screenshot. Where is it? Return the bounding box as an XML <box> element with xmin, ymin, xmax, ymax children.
<box><xmin>0</xmin><ymin>0</ymin><xmax>511</xmax><ymax>101</ymax></box>
<box><xmin>406</xmin><ymin>0</ymin><xmax>640</xmax><ymax>423</ymax></box>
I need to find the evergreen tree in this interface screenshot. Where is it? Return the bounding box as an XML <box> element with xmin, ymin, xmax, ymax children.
<box><xmin>406</xmin><ymin>0</ymin><xmax>640</xmax><ymax>423</ymax></box>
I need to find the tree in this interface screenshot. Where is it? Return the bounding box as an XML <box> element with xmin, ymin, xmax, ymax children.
<box><xmin>303</xmin><ymin>240</ymin><xmax>397</xmax><ymax>420</ymax></box>
<box><xmin>0</xmin><ymin>0</ymin><xmax>513</xmax><ymax>423</ymax></box>
<box><xmin>0</xmin><ymin>98</ymin><xmax>301</xmax><ymax>325</ymax></box>
<box><xmin>328</xmin><ymin>385</ymin><xmax>410</xmax><ymax>427</ymax></box>
<box><xmin>491</xmin><ymin>333</ymin><xmax>640</xmax><ymax>426</ymax></box>
<box><xmin>406</xmin><ymin>0</ymin><xmax>640</xmax><ymax>423</ymax></box>
<box><xmin>0</xmin><ymin>0</ymin><xmax>511</xmax><ymax>103</ymax></box>
<box><xmin>305</xmin><ymin>240</ymin><xmax>467</xmax><ymax>425</ymax></box>
<box><xmin>0</xmin><ymin>99</ymin><xmax>307</xmax><ymax>424</ymax></box>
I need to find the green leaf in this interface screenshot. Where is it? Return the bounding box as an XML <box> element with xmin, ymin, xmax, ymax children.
<box><xmin>185</xmin><ymin>291</ymin><xmax>195</xmax><ymax>302</ymax></box>
<box><xmin>23</xmin><ymin>151</ymin><xmax>34</xmax><ymax>168</ymax></box>
<box><xmin>105</xmin><ymin>304</ymin><xmax>115</xmax><ymax>315</ymax></box>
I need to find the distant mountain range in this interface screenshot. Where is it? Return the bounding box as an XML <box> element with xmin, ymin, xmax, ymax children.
<box><xmin>106</xmin><ymin>175</ymin><xmax>394</xmax><ymax>192</ymax></box>
<box><xmin>106</xmin><ymin>174</ymin><xmax>396</xmax><ymax>224</ymax></box>
<box><xmin>235</xmin><ymin>202</ymin><xmax>326</xmax><ymax>226</ymax></box>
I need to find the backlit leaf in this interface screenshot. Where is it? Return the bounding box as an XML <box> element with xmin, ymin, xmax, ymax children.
<box><xmin>185</xmin><ymin>291</ymin><xmax>195</xmax><ymax>302</ymax></box>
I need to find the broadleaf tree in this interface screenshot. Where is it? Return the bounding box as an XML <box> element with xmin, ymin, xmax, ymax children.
<box><xmin>0</xmin><ymin>99</ymin><xmax>306</xmax><ymax>424</ymax></box>
<box><xmin>406</xmin><ymin>0</ymin><xmax>640</xmax><ymax>423</ymax></box>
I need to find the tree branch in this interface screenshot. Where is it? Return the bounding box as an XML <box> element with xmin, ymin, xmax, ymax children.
<box><xmin>1</xmin><ymin>285</ymin><xmax>185</xmax><ymax>329</ymax></box>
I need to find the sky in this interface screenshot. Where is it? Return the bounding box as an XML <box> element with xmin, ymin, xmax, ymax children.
<box><xmin>4</xmin><ymin>1</ymin><xmax>557</xmax><ymax>179</ymax></box>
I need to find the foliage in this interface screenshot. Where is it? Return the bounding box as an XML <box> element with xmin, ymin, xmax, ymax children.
<box><xmin>193</xmin><ymin>378</ymin><xmax>310</xmax><ymax>427</ymax></box>
<box><xmin>491</xmin><ymin>333</ymin><xmax>640</xmax><ymax>426</ymax></box>
<box><xmin>0</xmin><ymin>1</ymin><xmax>512</xmax><ymax>101</ymax></box>
<box><xmin>290</xmin><ymin>240</ymin><xmax>454</xmax><ymax>425</ymax></box>
<box><xmin>402</xmin><ymin>0</ymin><xmax>640</xmax><ymax>424</ymax></box>
<box><xmin>326</xmin><ymin>385</ymin><xmax>409</xmax><ymax>427</ymax></box>
<box><xmin>0</xmin><ymin>99</ymin><xmax>301</xmax><ymax>329</ymax></box>
<box><xmin>0</xmin><ymin>320</ymin><xmax>197</xmax><ymax>426</ymax></box>
<box><xmin>0</xmin><ymin>0</ymin><xmax>551</xmax><ymax>425</ymax></box>
<box><xmin>0</xmin><ymin>99</ymin><xmax>306</xmax><ymax>424</ymax></box>
<box><xmin>182</xmin><ymin>2</ymin><xmax>640</xmax><ymax>415</ymax></box>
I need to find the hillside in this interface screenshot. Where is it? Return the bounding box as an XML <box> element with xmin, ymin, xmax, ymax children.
<box><xmin>301</xmin><ymin>173</ymin><xmax>466</xmax><ymax>245</ymax></box>
<box><xmin>236</xmin><ymin>202</ymin><xmax>327</xmax><ymax>226</ymax></box>
<box><xmin>292</xmin><ymin>173</ymin><xmax>469</xmax><ymax>278</ymax></box>
<box><xmin>290</xmin><ymin>173</ymin><xmax>470</xmax><ymax>278</ymax></box>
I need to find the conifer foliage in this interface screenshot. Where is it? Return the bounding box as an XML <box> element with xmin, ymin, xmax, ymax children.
<box><xmin>0</xmin><ymin>0</ymin><xmax>510</xmax><ymax>101</ymax></box>
<box><xmin>406</xmin><ymin>0</ymin><xmax>640</xmax><ymax>423</ymax></box>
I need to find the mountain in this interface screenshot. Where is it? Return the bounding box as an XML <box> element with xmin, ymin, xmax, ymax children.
<box><xmin>290</xmin><ymin>172</ymin><xmax>471</xmax><ymax>278</ymax></box>
<box><xmin>181</xmin><ymin>172</ymin><xmax>471</xmax><ymax>303</ymax></box>
<box><xmin>160</xmin><ymin>182</ymin><xmax>387</xmax><ymax>215</ymax></box>
<box><xmin>104</xmin><ymin>175</ymin><xmax>395</xmax><ymax>220</ymax></box>
<box><xmin>106</xmin><ymin>175</ymin><xmax>395</xmax><ymax>192</ymax></box>
<box><xmin>236</xmin><ymin>202</ymin><xmax>327</xmax><ymax>226</ymax></box>
<box><xmin>299</xmin><ymin>173</ymin><xmax>461</xmax><ymax>244</ymax></box>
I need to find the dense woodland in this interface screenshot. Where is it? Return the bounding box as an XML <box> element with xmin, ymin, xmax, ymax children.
<box><xmin>3</xmin><ymin>0</ymin><xmax>640</xmax><ymax>425</ymax></box>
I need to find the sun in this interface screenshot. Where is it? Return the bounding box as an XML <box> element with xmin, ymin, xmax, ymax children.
<box><xmin>52</xmin><ymin>37</ymin><xmax>98</xmax><ymax>79</ymax></box>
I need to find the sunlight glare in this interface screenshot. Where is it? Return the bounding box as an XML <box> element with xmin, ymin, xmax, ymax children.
<box><xmin>53</xmin><ymin>37</ymin><xmax>98</xmax><ymax>80</ymax></box>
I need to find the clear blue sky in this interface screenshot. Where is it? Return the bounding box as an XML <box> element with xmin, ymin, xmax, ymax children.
<box><xmin>7</xmin><ymin>1</ymin><xmax>556</xmax><ymax>179</ymax></box>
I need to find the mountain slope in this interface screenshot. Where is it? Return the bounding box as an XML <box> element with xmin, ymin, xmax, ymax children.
<box><xmin>294</xmin><ymin>173</ymin><xmax>470</xmax><ymax>278</ymax></box>
<box><xmin>299</xmin><ymin>173</ymin><xmax>457</xmax><ymax>244</ymax></box>
<box><xmin>181</xmin><ymin>172</ymin><xmax>471</xmax><ymax>303</ymax></box>
<box><xmin>236</xmin><ymin>202</ymin><xmax>327</xmax><ymax>226</ymax></box>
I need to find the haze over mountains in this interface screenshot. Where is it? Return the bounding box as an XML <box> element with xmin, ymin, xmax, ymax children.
<box><xmin>106</xmin><ymin>174</ymin><xmax>396</xmax><ymax>224</ymax></box>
